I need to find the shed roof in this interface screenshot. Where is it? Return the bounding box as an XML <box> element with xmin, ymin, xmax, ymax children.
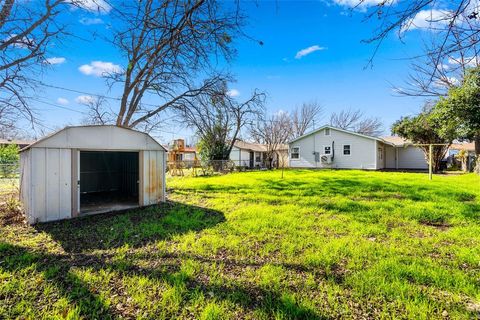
<box><xmin>21</xmin><ymin>125</ymin><xmax>167</xmax><ymax>152</ymax></box>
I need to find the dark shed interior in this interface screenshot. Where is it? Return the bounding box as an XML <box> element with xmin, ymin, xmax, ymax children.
<box><xmin>80</xmin><ymin>151</ymin><xmax>139</xmax><ymax>214</ymax></box>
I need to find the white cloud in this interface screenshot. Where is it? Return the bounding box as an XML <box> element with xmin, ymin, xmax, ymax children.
<box><xmin>57</xmin><ymin>97</ymin><xmax>69</xmax><ymax>105</ymax></box>
<box><xmin>79</xmin><ymin>17</ymin><xmax>104</xmax><ymax>25</ymax></box>
<box><xmin>45</xmin><ymin>57</ymin><xmax>66</xmax><ymax>65</ymax></box>
<box><xmin>71</xmin><ymin>0</ymin><xmax>111</xmax><ymax>14</ymax></box>
<box><xmin>78</xmin><ymin>61</ymin><xmax>122</xmax><ymax>77</ymax></box>
<box><xmin>295</xmin><ymin>45</ymin><xmax>326</xmax><ymax>59</ymax></box>
<box><xmin>402</xmin><ymin>9</ymin><xmax>452</xmax><ymax>32</ymax></box>
<box><xmin>227</xmin><ymin>89</ymin><xmax>240</xmax><ymax>97</ymax></box>
<box><xmin>448</xmin><ymin>56</ymin><xmax>480</xmax><ymax>68</ymax></box>
<box><xmin>434</xmin><ymin>76</ymin><xmax>459</xmax><ymax>88</ymax></box>
<box><xmin>75</xmin><ymin>95</ymin><xmax>97</xmax><ymax>104</ymax></box>
<box><xmin>332</xmin><ymin>0</ymin><xmax>397</xmax><ymax>10</ymax></box>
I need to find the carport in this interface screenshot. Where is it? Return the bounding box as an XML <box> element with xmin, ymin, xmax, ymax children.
<box><xmin>20</xmin><ymin>125</ymin><xmax>166</xmax><ymax>224</ymax></box>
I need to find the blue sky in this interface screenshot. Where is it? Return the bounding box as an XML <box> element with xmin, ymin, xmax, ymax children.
<box><xmin>33</xmin><ymin>0</ymin><xmax>432</xmax><ymax>143</ymax></box>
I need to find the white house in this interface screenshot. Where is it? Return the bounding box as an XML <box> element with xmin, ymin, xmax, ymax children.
<box><xmin>288</xmin><ymin>125</ymin><xmax>428</xmax><ymax>170</ymax></box>
<box><xmin>230</xmin><ymin>140</ymin><xmax>288</xmax><ymax>168</ymax></box>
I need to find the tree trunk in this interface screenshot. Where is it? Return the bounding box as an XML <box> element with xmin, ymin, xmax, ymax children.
<box><xmin>475</xmin><ymin>135</ymin><xmax>480</xmax><ymax>174</ymax></box>
<box><xmin>475</xmin><ymin>134</ymin><xmax>480</xmax><ymax>156</ymax></box>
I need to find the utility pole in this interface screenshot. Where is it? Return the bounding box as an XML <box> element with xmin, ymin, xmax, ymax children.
<box><xmin>411</xmin><ymin>143</ymin><xmax>449</xmax><ymax>181</ymax></box>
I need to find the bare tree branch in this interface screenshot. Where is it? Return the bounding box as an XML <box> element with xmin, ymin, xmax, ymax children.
<box><xmin>330</xmin><ymin>108</ymin><xmax>384</xmax><ymax>136</ymax></box>
<box><xmin>290</xmin><ymin>101</ymin><xmax>323</xmax><ymax>138</ymax></box>
<box><xmin>103</xmin><ymin>0</ymin><xmax>245</xmax><ymax>129</ymax></box>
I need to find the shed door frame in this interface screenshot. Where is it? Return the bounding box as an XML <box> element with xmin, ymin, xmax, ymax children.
<box><xmin>71</xmin><ymin>149</ymin><xmax>80</xmax><ymax>218</ymax></box>
<box><xmin>73</xmin><ymin>149</ymin><xmax>142</xmax><ymax>216</ymax></box>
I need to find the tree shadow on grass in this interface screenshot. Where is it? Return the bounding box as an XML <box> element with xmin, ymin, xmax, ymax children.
<box><xmin>34</xmin><ymin>201</ymin><xmax>225</xmax><ymax>253</ymax></box>
<box><xmin>0</xmin><ymin>242</ymin><xmax>330</xmax><ymax>319</ymax></box>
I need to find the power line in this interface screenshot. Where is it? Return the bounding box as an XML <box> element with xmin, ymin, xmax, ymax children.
<box><xmin>30</xmin><ymin>97</ymin><xmax>85</xmax><ymax>114</ymax></box>
<box><xmin>35</xmin><ymin>81</ymin><xmax>162</xmax><ymax>108</ymax></box>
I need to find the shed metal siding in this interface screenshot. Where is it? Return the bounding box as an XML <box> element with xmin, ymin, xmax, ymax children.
<box><xmin>142</xmin><ymin>150</ymin><xmax>165</xmax><ymax>206</ymax></box>
<box><xmin>289</xmin><ymin>128</ymin><xmax>377</xmax><ymax>169</ymax></box>
<box><xmin>28</xmin><ymin>147</ymin><xmax>72</xmax><ymax>223</ymax></box>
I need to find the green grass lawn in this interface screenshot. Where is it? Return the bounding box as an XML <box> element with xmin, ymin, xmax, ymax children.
<box><xmin>1</xmin><ymin>170</ymin><xmax>479</xmax><ymax>319</ymax></box>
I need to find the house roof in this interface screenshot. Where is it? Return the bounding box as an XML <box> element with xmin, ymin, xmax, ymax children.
<box><xmin>21</xmin><ymin>125</ymin><xmax>167</xmax><ymax>152</ymax></box>
<box><xmin>450</xmin><ymin>142</ymin><xmax>475</xmax><ymax>152</ymax></box>
<box><xmin>233</xmin><ymin>141</ymin><xmax>288</xmax><ymax>152</ymax></box>
<box><xmin>0</xmin><ymin>138</ymin><xmax>35</xmax><ymax>146</ymax></box>
<box><xmin>381</xmin><ymin>136</ymin><xmax>412</xmax><ymax>147</ymax></box>
<box><xmin>234</xmin><ymin>140</ymin><xmax>268</xmax><ymax>152</ymax></box>
<box><xmin>289</xmin><ymin>125</ymin><xmax>394</xmax><ymax>146</ymax></box>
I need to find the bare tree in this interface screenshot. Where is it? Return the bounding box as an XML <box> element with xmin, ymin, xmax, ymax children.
<box><xmin>0</xmin><ymin>0</ymin><xmax>69</xmax><ymax>128</ymax></box>
<box><xmin>330</xmin><ymin>109</ymin><xmax>384</xmax><ymax>136</ymax></box>
<box><xmin>80</xmin><ymin>96</ymin><xmax>114</xmax><ymax>125</ymax></box>
<box><xmin>394</xmin><ymin>19</ymin><xmax>480</xmax><ymax>96</ymax></box>
<box><xmin>290</xmin><ymin>101</ymin><xmax>323</xmax><ymax>138</ymax></box>
<box><xmin>176</xmin><ymin>85</ymin><xmax>265</xmax><ymax>163</ymax></box>
<box><xmin>104</xmin><ymin>0</ymin><xmax>244</xmax><ymax>129</ymax></box>
<box><xmin>343</xmin><ymin>1</ymin><xmax>480</xmax><ymax>94</ymax></box>
<box><xmin>250</xmin><ymin>111</ymin><xmax>291</xmax><ymax>169</ymax></box>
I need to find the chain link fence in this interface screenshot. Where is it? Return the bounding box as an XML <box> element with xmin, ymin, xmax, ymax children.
<box><xmin>167</xmin><ymin>159</ymin><xmax>286</xmax><ymax>176</ymax></box>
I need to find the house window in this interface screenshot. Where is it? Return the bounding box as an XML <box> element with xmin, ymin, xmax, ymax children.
<box><xmin>343</xmin><ymin>145</ymin><xmax>351</xmax><ymax>155</ymax></box>
<box><xmin>378</xmin><ymin>148</ymin><xmax>383</xmax><ymax>160</ymax></box>
<box><xmin>255</xmin><ymin>153</ymin><xmax>261</xmax><ymax>162</ymax></box>
<box><xmin>324</xmin><ymin>146</ymin><xmax>331</xmax><ymax>155</ymax></box>
<box><xmin>325</xmin><ymin>128</ymin><xmax>330</xmax><ymax>136</ymax></box>
<box><xmin>291</xmin><ymin>147</ymin><xmax>300</xmax><ymax>159</ymax></box>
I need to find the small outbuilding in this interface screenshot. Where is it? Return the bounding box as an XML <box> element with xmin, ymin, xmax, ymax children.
<box><xmin>20</xmin><ymin>125</ymin><xmax>166</xmax><ymax>224</ymax></box>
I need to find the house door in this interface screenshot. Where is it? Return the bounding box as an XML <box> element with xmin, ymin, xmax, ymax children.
<box><xmin>249</xmin><ymin>152</ymin><xmax>254</xmax><ymax>168</ymax></box>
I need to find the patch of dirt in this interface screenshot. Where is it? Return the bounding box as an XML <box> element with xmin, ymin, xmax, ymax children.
<box><xmin>419</xmin><ymin>220</ymin><xmax>451</xmax><ymax>230</ymax></box>
<box><xmin>0</xmin><ymin>201</ymin><xmax>25</xmax><ymax>226</ymax></box>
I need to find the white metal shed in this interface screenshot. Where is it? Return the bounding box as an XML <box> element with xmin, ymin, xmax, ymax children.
<box><xmin>20</xmin><ymin>125</ymin><xmax>167</xmax><ymax>224</ymax></box>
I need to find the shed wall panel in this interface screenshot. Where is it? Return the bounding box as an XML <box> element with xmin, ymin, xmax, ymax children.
<box><xmin>30</xmin><ymin>148</ymin><xmax>72</xmax><ymax>223</ymax></box>
<box><xmin>20</xmin><ymin>150</ymin><xmax>31</xmax><ymax>222</ymax></box>
<box><xmin>31</xmin><ymin>148</ymin><xmax>47</xmax><ymax>222</ymax></box>
<box><xmin>141</xmin><ymin>150</ymin><xmax>165</xmax><ymax>206</ymax></box>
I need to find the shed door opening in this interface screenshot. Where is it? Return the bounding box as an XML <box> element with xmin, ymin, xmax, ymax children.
<box><xmin>80</xmin><ymin>151</ymin><xmax>139</xmax><ymax>214</ymax></box>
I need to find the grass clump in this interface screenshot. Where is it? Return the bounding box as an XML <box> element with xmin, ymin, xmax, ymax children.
<box><xmin>1</xmin><ymin>170</ymin><xmax>479</xmax><ymax>319</ymax></box>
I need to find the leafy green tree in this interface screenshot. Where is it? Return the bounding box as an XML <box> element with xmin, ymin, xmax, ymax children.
<box><xmin>392</xmin><ymin>111</ymin><xmax>453</xmax><ymax>173</ymax></box>
<box><xmin>0</xmin><ymin>144</ymin><xmax>20</xmax><ymax>177</ymax></box>
<box><xmin>433</xmin><ymin>68</ymin><xmax>480</xmax><ymax>156</ymax></box>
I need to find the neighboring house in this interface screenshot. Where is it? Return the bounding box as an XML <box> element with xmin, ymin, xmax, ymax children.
<box><xmin>447</xmin><ymin>141</ymin><xmax>476</xmax><ymax>171</ymax></box>
<box><xmin>167</xmin><ymin>139</ymin><xmax>197</xmax><ymax>162</ymax></box>
<box><xmin>230</xmin><ymin>140</ymin><xmax>288</xmax><ymax>168</ymax></box>
<box><xmin>0</xmin><ymin>138</ymin><xmax>35</xmax><ymax>149</ymax></box>
<box><xmin>448</xmin><ymin>142</ymin><xmax>476</xmax><ymax>157</ymax></box>
<box><xmin>289</xmin><ymin>125</ymin><xmax>428</xmax><ymax>170</ymax></box>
